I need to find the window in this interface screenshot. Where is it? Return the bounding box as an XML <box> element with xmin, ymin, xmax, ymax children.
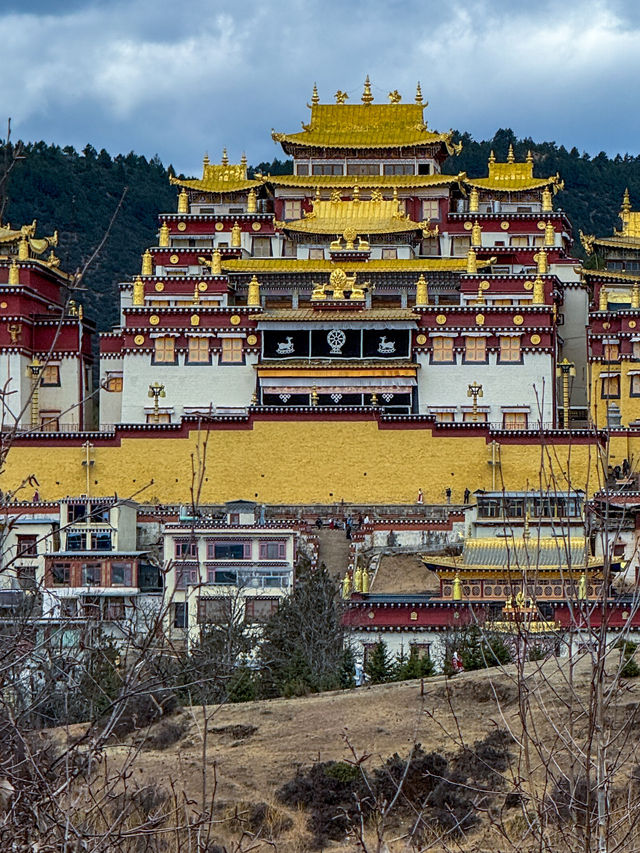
<box><xmin>346</xmin><ymin>163</ymin><xmax>380</xmax><ymax>175</ymax></box>
<box><xmin>499</xmin><ymin>336</ymin><xmax>521</xmax><ymax>363</ymax></box>
<box><xmin>465</xmin><ymin>337</ymin><xmax>487</xmax><ymax>363</ymax></box>
<box><xmin>253</xmin><ymin>236</ymin><xmax>271</xmax><ymax>257</ymax></box>
<box><xmin>282</xmin><ymin>239</ymin><xmax>296</xmax><ymax>257</ymax></box>
<box><xmin>154</xmin><ymin>337</ymin><xmax>176</xmax><ymax>364</ymax></box>
<box><xmin>432</xmin><ymin>337</ymin><xmax>455</xmax><ymax>363</ymax></box>
<box><xmin>295</xmin><ymin>163</ymin><xmax>309</xmax><ymax>176</ymax></box>
<box><xmin>104</xmin><ymin>597</ymin><xmax>125</xmax><ymax>620</ymax></box>
<box><xmin>106</xmin><ymin>374</ymin><xmax>123</xmax><ymax>392</ymax></box>
<box><xmin>631</xmin><ymin>375</ymin><xmax>640</xmax><ymax>397</ymax></box>
<box><xmin>434</xmin><ymin>411</ymin><xmax>455</xmax><ymax>423</ymax></box>
<box><xmin>220</xmin><ymin>338</ymin><xmax>243</xmax><ymax>364</ymax></box>
<box><xmin>175</xmin><ymin>565</ymin><xmax>199</xmax><ymax>589</ymax></box>
<box><xmin>602</xmin><ymin>375</ymin><xmax>620</xmax><ymax>399</ymax></box>
<box><xmin>68</xmin><ymin>504</ymin><xmax>87</xmax><ymax>523</ymax></box>
<box><xmin>409</xmin><ymin>642</ymin><xmax>431</xmax><ymax>659</ymax></box>
<box><xmin>452</xmin><ymin>236</ymin><xmax>471</xmax><ymax>256</ymax></box>
<box><xmin>383</xmin><ymin>163</ymin><xmax>414</xmax><ymax>175</ymax></box>
<box><xmin>90</xmin><ymin>504</ymin><xmax>110</xmax><ymax>523</ymax></box>
<box><xmin>188</xmin><ymin>337</ymin><xmax>210</xmax><ymax>363</ymax></box>
<box><xmin>208</xmin><ymin>541</ymin><xmax>251</xmax><ymax>559</ymax></box>
<box><xmin>503</xmin><ymin>412</ymin><xmax>528</xmax><ymax>429</ymax></box>
<box><xmin>417</xmin><ymin>163</ymin><xmax>432</xmax><ymax>175</ymax></box>
<box><xmin>60</xmin><ymin>597</ymin><xmax>77</xmax><ymax>617</ymax></box>
<box><xmin>145</xmin><ymin>412</ymin><xmax>171</xmax><ymax>424</ymax></box>
<box><xmin>67</xmin><ymin>531</ymin><xmax>85</xmax><ymax>551</ymax></box>
<box><xmin>311</xmin><ymin>164</ymin><xmax>343</xmax><ymax>175</ymax></box>
<box><xmin>82</xmin><ymin>596</ymin><xmax>101</xmax><ymax>619</ymax></box>
<box><xmin>82</xmin><ymin>562</ymin><xmax>102</xmax><ymax>586</ymax></box>
<box><xmin>245</xmin><ymin>597</ymin><xmax>279</xmax><ymax>622</ymax></box>
<box><xmin>91</xmin><ymin>532</ymin><xmax>112</xmax><ymax>551</ymax></box>
<box><xmin>40</xmin><ymin>413</ymin><xmax>60</xmax><ymax>432</ymax></box>
<box><xmin>51</xmin><ymin>562</ymin><xmax>71</xmax><ymax>585</ymax></box>
<box><xmin>632</xmin><ymin>342</ymin><xmax>640</xmax><ymax>360</ymax></box>
<box><xmin>381</xmin><ymin>248</ymin><xmax>398</xmax><ymax>260</ymax></box>
<box><xmin>209</xmin><ymin>568</ymin><xmax>237</xmax><ymax>584</ymax></box>
<box><xmin>421</xmin><ymin>200</ymin><xmax>440</xmax><ymax>221</ymax></box>
<box><xmin>463</xmin><ymin>411</ymin><xmax>488</xmax><ymax>423</ymax></box>
<box><xmin>173</xmin><ymin>601</ymin><xmax>187</xmax><ymax>628</ymax></box>
<box><xmin>283</xmin><ymin>200</ymin><xmax>302</xmax><ymax>219</ymax></box>
<box><xmin>17</xmin><ymin>535</ymin><xmax>37</xmax><ymax>557</ymax></box>
<box><xmin>421</xmin><ymin>237</ymin><xmax>439</xmax><ymax>255</ymax></box>
<box><xmin>259</xmin><ymin>540</ymin><xmax>286</xmax><ymax>560</ymax></box>
<box><xmin>41</xmin><ymin>364</ymin><xmax>60</xmax><ymax>386</ymax></box>
<box><xmin>309</xmin><ymin>248</ymin><xmax>324</xmax><ymax>260</ymax></box>
<box><xmin>603</xmin><ymin>343</ymin><xmax>620</xmax><ymax>361</ymax></box>
<box><xmin>510</xmin><ymin>236</ymin><xmax>529</xmax><ymax>247</ymax></box>
<box><xmin>175</xmin><ymin>540</ymin><xmax>198</xmax><ymax>559</ymax></box>
<box><xmin>17</xmin><ymin>564</ymin><xmax>36</xmax><ymax>591</ymax></box>
<box><xmin>110</xmin><ymin>561</ymin><xmax>133</xmax><ymax>586</ymax></box>
<box><xmin>197</xmin><ymin>597</ymin><xmax>231</xmax><ymax>624</ymax></box>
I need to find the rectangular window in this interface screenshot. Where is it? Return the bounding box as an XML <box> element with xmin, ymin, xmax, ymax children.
<box><xmin>173</xmin><ymin>601</ymin><xmax>187</xmax><ymax>628</ymax></box>
<box><xmin>503</xmin><ymin>412</ymin><xmax>528</xmax><ymax>429</ymax></box>
<box><xmin>60</xmin><ymin>597</ymin><xmax>77</xmax><ymax>617</ymax></box>
<box><xmin>90</xmin><ymin>532</ymin><xmax>112</xmax><ymax>551</ymax></box>
<box><xmin>82</xmin><ymin>596</ymin><xmax>101</xmax><ymax>619</ymax></box>
<box><xmin>452</xmin><ymin>236</ymin><xmax>471</xmax><ymax>256</ymax></box>
<box><xmin>421</xmin><ymin>237</ymin><xmax>439</xmax><ymax>255</ymax></box>
<box><xmin>17</xmin><ymin>535</ymin><xmax>37</xmax><ymax>557</ymax></box>
<box><xmin>154</xmin><ymin>337</ymin><xmax>176</xmax><ymax>364</ymax></box>
<box><xmin>311</xmin><ymin>164</ymin><xmax>344</xmax><ymax>175</ymax></box>
<box><xmin>282</xmin><ymin>239</ymin><xmax>296</xmax><ymax>257</ymax></box>
<box><xmin>421</xmin><ymin>200</ymin><xmax>440</xmax><ymax>221</ymax></box>
<box><xmin>82</xmin><ymin>562</ymin><xmax>102</xmax><ymax>586</ymax></box>
<box><xmin>174</xmin><ymin>565</ymin><xmax>199</xmax><ymax>589</ymax></box>
<box><xmin>145</xmin><ymin>412</ymin><xmax>171</xmax><ymax>424</ymax></box>
<box><xmin>631</xmin><ymin>375</ymin><xmax>640</xmax><ymax>397</ymax></box>
<box><xmin>632</xmin><ymin>342</ymin><xmax>640</xmax><ymax>360</ymax></box>
<box><xmin>603</xmin><ymin>343</ymin><xmax>620</xmax><ymax>361</ymax></box>
<box><xmin>295</xmin><ymin>163</ymin><xmax>309</xmax><ymax>176</ymax></box>
<box><xmin>510</xmin><ymin>236</ymin><xmax>529</xmax><ymax>247</ymax></box>
<box><xmin>432</xmin><ymin>337</ymin><xmax>455</xmax><ymax>363</ymax></box>
<box><xmin>284</xmin><ymin>200</ymin><xmax>302</xmax><ymax>219</ymax></box>
<box><xmin>383</xmin><ymin>163</ymin><xmax>414</xmax><ymax>175</ymax></box>
<box><xmin>499</xmin><ymin>336</ymin><xmax>521</xmax><ymax>363</ymax></box>
<box><xmin>209</xmin><ymin>541</ymin><xmax>251</xmax><ymax>559</ymax></box>
<box><xmin>67</xmin><ymin>531</ymin><xmax>85</xmax><ymax>551</ymax></box>
<box><xmin>104</xmin><ymin>597</ymin><xmax>125</xmax><ymax>620</ymax></box>
<box><xmin>409</xmin><ymin>642</ymin><xmax>431</xmax><ymax>659</ymax></box>
<box><xmin>106</xmin><ymin>374</ymin><xmax>123</xmax><ymax>392</ymax></box>
<box><xmin>601</xmin><ymin>375</ymin><xmax>620</xmax><ymax>399</ymax></box>
<box><xmin>463</xmin><ymin>411</ymin><xmax>488</xmax><ymax>423</ymax></box>
<box><xmin>110</xmin><ymin>561</ymin><xmax>133</xmax><ymax>586</ymax></box>
<box><xmin>175</xmin><ymin>540</ymin><xmax>198</xmax><ymax>559</ymax></box>
<box><xmin>381</xmin><ymin>248</ymin><xmax>398</xmax><ymax>260</ymax></box>
<box><xmin>197</xmin><ymin>597</ymin><xmax>231</xmax><ymax>624</ymax></box>
<box><xmin>434</xmin><ymin>411</ymin><xmax>455</xmax><ymax>423</ymax></box>
<box><xmin>252</xmin><ymin>236</ymin><xmax>272</xmax><ymax>257</ymax></box>
<box><xmin>465</xmin><ymin>337</ymin><xmax>487</xmax><ymax>363</ymax></box>
<box><xmin>68</xmin><ymin>504</ymin><xmax>87</xmax><ymax>523</ymax></box>
<box><xmin>245</xmin><ymin>597</ymin><xmax>279</xmax><ymax>622</ymax></box>
<box><xmin>309</xmin><ymin>248</ymin><xmax>324</xmax><ymax>260</ymax></box>
<box><xmin>40</xmin><ymin>413</ymin><xmax>60</xmax><ymax>432</ymax></box>
<box><xmin>346</xmin><ymin>163</ymin><xmax>380</xmax><ymax>175</ymax></box>
<box><xmin>188</xmin><ymin>337</ymin><xmax>210</xmax><ymax>363</ymax></box>
<box><xmin>41</xmin><ymin>364</ymin><xmax>60</xmax><ymax>386</ymax></box>
<box><xmin>90</xmin><ymin>504</ymin><xmax>110</xmax><ymax>523</ymax></box>
<box><xmin>51</xmin><ymin>562</ymin><xmax>71</xmax><ymax>585</ymax></box>
<box><xmin>220</xmin><ymin>338</ymin><xmax>243</xmax><ymax>364</ymax></box>
<box><xmin>258</xmin><ymin>540</ymin><xmax>286</xmax><ymax>560</ymax></box>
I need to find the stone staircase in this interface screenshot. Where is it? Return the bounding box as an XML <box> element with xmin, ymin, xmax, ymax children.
<box><xmin>316</xmin><ymin>528</ymin><xmax>352</xmax><ymax>577</ymax></box>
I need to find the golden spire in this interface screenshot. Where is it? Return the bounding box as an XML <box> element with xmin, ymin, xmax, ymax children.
<box><xmin>142</xmin><ymin>249</ymin><xmax>153</xmax><ymax>276</ymax></box>
<box><xmin>314</xmin><ymin>185</ymin><xmax>321</xmax><ymax>203</ymax></box>
<box><xmin>132</xmin><ymin>277</ymin><xmax>144</xmax><ymax>306</ymax></box>
<box><xmin>192</xmin><ymin>282</ymin><xmax>201</xmax><ymax>305</ymax></box>
<box><xmin>415</xmin><ymin>273</ymin><xmax>429</xmax><ymax>307</ymax></box>
<box><xmin>415</xmin><ymin>81</ymin><xmax>423</xmax><ymax>104</ymax></box>
<box><xmin>361</xmin><ymin>75</ymin><xmax>374</xmax><ymax>105</ymax></box>
<box><xmin>247</xmin><ymin>274</ymin><xmax>261</xmax><ymax>307</ymax></box>
<box><xmin>507</xmin><ymin>144</ymin><xmax>515</xmax><ymax>163</ymax></box>
<box><xmin>311</xmin><ymin>82</ymin><xmax>319</xmax><ymax>105</ymax></box>
<box><xmin>476</xmin><ymin>281</ymin><xmax>485</xmax><ymax>304</ymax></box>
<box><xmin>527</xmin><ymin>150</ymin><xmax>533</xmax><ymax>163</ymax></box>
<box><xmin>221</xmin><ymin>148</ymin><xmax>229</xmax><ymax>166</ymax></box>
<box><xmin>203</xmin><ymin>152</ymin><xmax>210</xmax><ymax>167</ymax></box>
<box><xmin>352</xmin><ymin>184</ymin><xmax>360</xmax><ymax>203</ymax></box>
<box><xmin>177</xmin><ymin>188</ymin><xmax>189</xmax><ymax>214</ymax></box>
<box><xmin>466</xmin><ymin>249</ymin><xmax>478</xmax><ymax>274</ymax></box>
<box><xmin>231</xmin><ymin>221</ymin><xmax>242</xmax><ymax>247</ymax></box>
<box><xmin>8</xmin><ymin>260</ymin><xmax>19</xmax><ymax>285</ymax></box>
<box><xmin>632</xmin><ymin>282</ymin><xmax>640</xmax><ymax>309</ymax></box>
<box><xmin>240</xmin><ymin>152</ymin><xmax>247</xmax><ymax>168</ymax></box>
<box><xmin>362</xmin><ymin>566</ymin><xmax>370</xmax><ymax>594</ymax></box>
<box><xmin>158</xmin><ymin>222</ymin><xmax>170</xmax><ymax>247</ymax></box>
<box><xmin>247</xmin><ymin>188</ymin><xmax>257</xmax><ymax>213</ymax></box>
<box><xmin>468</xmin><ymin>188</ymin><xmax>479</xmax><ymax>213</ymax></box>
<box><xmin>18</xmin><ymin>236</ymin><xmax>29</xmax><ymax>261</ymax></box>
<box><xmin>488</xmin><ymin>150</ymin><xmax>496</xmax><ymax>165</ymax></box>
<box><xmin>452</xmin><ymin>573</ymin><xmax>462</xmax><ymax>601</ymax></box>
<box><xmin>532</xmin><ymin>276</ymin><xmax>545</xmax><ymax>305</ymax></box>
<box><xmin>622</xmin><ymin>187</ymin><xmax>631</xmax><ymax>214</ymax></box>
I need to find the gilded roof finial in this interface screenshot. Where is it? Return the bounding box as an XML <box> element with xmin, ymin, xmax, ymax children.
<box><xmin>527</xmin><ymin>150</ymin><xmax>533</xmax><ymax>163</ymax></box>
<box><xmin>311</xmin><ymin>82</ymin><xmax>319</xmax><ymax>105</ymax></box>
<box><xmin>352</xmin><ymin>184</ymin><xmax>360</xmax><ymax>203</ymax></box>
<box><xmin>8</xmin><ymin>259</ymin><xmax>19</xmax><ymax>285</ymax></box>
<box><xmin>314</xmin><ymin>186</ymin><xmax>321</xmax><ymax>203</ymax></box>
<box><xmin>18</xmin><ymin>236</ymin><xmax>29</xmax><ymax>261</ymax></box>
<box><xmin>241</xmin><ymin>152</ymin><xmax>247</xmax><ymax>168</ymax></box>
<box><xmin>334</xmin><ymin>89</ymin><xmax>348</xmax><ymax>104</ymax></box>
<box><xmin>489</xmin><ymin>150</ymin><xmax>496</xmax><ymax>165</ymax></box>
<box><xmin>622</xmin><ymin>187</ymin><xmax>631</xmax><ymax>214</ymax></box>
<box><xmin>388</xmin><ymin>89</ymin><xmax>401</xmax><ymax>104</ymax></box>
<box><xmin>361</xmin><ymin>75</ymin><xmax>374</xmax><ymax>105</ymax></box>
<box><xmin>247</xmin><ymin>274</ymin><xmax>261</xmax><ymax>307</ymax></box>
<box><xmin>507</xmin><ymin>144</ymin><xmax>515</xmax><ymax>163</ymax></box>
<box><xmin>415</xmin><ymin>82</ymin><xmax>423</xmax><ymax>105</ymax></box>
<box><xmin>203</xmin><ymin>152</ymin><xmax>210</xmax><ymax>167</ymax></box>
<box><xmin>177</xmin><ymin>188</ymin><xmax>189</xmax><ymax>214</ymax></box>
<box><xmin>415</xmin><ymin>273</ymin><xmax>429</xmax><ymax>308</ymax></box>
<box><xmin>221</xmin><ymin>148</ymin><xmax>229</xmax><ymax>166</ymax></box>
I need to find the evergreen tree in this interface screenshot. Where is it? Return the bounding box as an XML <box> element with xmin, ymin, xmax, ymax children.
<box><xmin>364</xmin><ymin>641</ymin><xmax>394</xmax><ymax>684</ymax></box>
<box><xmin>395</xmin><ymin>646</ymin><xmax>435</xmax><ymax>680</ymax></box>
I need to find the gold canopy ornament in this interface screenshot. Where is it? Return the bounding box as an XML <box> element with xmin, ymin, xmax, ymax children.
<box><xmin>178</xmin><ymin>189</ymin><xmax>189</xmax><ymax>214</ymax></box>
<box><xmin>199</xmin><ymin>249</ymin><xmax>222</xmax><ymax>275</ymax></box>
<box><xmin>415</xmin><ymin>82</ymin><xmax>425</xmax><ymax>105</ymax></box>
<box><xmin>142</xmin><ymin>249</ymin><xmax>153</xmax><ymax>275</ymax></box>
<box><xmin>231</xmin><ymin>222</ymin><xmax>242</xmax><ymax>247</ymax></box>
<box><xmin>247</xmin><ymin>274</ymin><xmax>261</xmax><ymax>307</ymax></box>
<box><xmin>415</xmin><ymin>273</ymin><xmax>429</xmax><ymax>307</ymax></box>
<box><xmin>361</xmin><ymin>75</ymin><xmax>374</xmax><ymax>104</ymax></box>
<box><xmin>310</xmin><ymin>82</ymin><xmax>319</xmax><ymax>106</ymax></box>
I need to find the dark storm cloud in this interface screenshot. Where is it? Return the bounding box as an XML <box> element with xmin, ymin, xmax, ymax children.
<box><xmin>2</xmin><ymin>0</ymin><xmax>639</xmax><ymax>173</ymax></box>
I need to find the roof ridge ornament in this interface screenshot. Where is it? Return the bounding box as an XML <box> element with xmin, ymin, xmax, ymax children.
<box><xmin>361</xmin><ymin>75</ymin><xmax>374</xmax><ymax>105</ymax></box>
<box><xmin>489</xmin><ymin>150</ymin><xmax>496</xmax><ymax>164</ymax></box>
<box><xmin>334</xmin><ymin>89</ymin><xmax>349</xmax><ymax>104</ymax></box>
<box><xmin>527</xmin><ymin>149</ymin><xmax>533</xmax><ymax>163</ymax></box>
<box><xmin>415</xmin><ymin>82</ymin><xmax>424</xmax><ymax>104</ymax></box>
<box><xmin>222</xmin><ymin>148</ymin><xmax>229</xmax><ymax>166</ymax></box>
<box><xmin>507</xmin><ymin>144</ymin><xmax>515</xmax><ymax>163</ymax></box>
<box><xmin>311</xmin><ymin>82</ymin><xmax>319</xmax><ymax>105</ymax></box>
<box><xmin>388</xmin><ymin>89</ymin><xmax>401</xmax><ymax>103</ymax></box>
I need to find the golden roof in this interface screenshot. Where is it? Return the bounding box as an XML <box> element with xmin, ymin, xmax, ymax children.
<box><xmin>466</xmin><ymin>148</ymin><xmax>562</xmax><ymax>193</ymax></box>
<box><xmin>170</xmin><ymin>153</ymin><xmax>260</xmax><ymax>194</ymax></box>
<box><xmin>258</xmin><ymin>308</ymin><xmax>419</xmax><ymax>322</ymax></box>
<box><xmin>0</xmin><ymin>219</ymin><xmax>58</xmax><ymax>257</ymax></box>
<box><xmin>267</xmin><ymin>173</ymin><xmax>465</xmax><ymax>189</ymax></box>
<box><xmin>272</xmin><ymin>102</ymin><xmax>461</xmax><ymax>153</ymax></box>
<box><xmin>582</xmin><ymin>192</ymin><xmax>640</xmax><ymax>253</ymax></box>
<box><xmin>223</xmin><ymin>258</ymin><xmax>483</xmax><ymax>274</ymax></box>
<box><xmin>278</xmin><ymin>195</ymin><xmax>423</xmax><ymax>235</ymax></box>
<box><xmin>581</xmin><ymin>268</ymin><xmax>640</xmax><ymax>282</ymax></box>
<box><xmin>423</xmin><ymin>537</ymin><xmax>601</xmax><ymax>572</ymax></box>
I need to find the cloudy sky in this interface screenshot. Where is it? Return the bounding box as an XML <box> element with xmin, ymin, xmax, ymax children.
<box><xmin>1</xmin><ymin>0</ymin><xmax>639</xmax><ymax>174</ymax></box>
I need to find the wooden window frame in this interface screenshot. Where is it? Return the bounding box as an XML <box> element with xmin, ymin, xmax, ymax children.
<box><xmin>40</xmin><ymin>364</ymin><xmax>61</xmax><ymax>386</ymax></box>
<box><xmin>153</xmin><ymin>336</ymin><xmax>176</xmax><ymax>365</ymax></box>
<box><xmin>499</xmin><ymin>336</ymin><xmax>522</xmax><ymax>363</ymax></box>
<box><xmin>464</xmin><ymin>336</ymin><xmax>487</xmax><ymax>363</ymax></box>
<box><xmin>187</xmin><ymin>337</ymin><xmax>210</xmax><ymax>364</ymax></box>
<box><xmin>220</xmin><ymin>337</ymin><xmax>244</xmax><ymax>365</ymax></box>
<box><xmin>431</xmin><ymin>337</ymin><xmax>455</xmax><ymax>364</ymax></box>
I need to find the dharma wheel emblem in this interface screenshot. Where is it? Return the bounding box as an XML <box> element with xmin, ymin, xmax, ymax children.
<box><xmin>327</xmin><ymin>329</ymin><xmax>346</xmax><ymax>354</ymax></box>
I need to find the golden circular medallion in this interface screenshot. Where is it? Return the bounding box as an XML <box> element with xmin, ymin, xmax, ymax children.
<box><xmin>435</xmin><ymin>314</ymin><xmax>447</xmax><ymax>325</ymax></box>
<box><xmin>169</xmin><ymin>254</ymin><xmax>179</xmax><ymax>264</ymax></box>
<box><xmin>481</xmin><ymin>280</ymin><xmax>490</xmax><ymax>291</ymax></box>
<box><xmin>603</xmin><ymin>322</ymin><xmax>611</xmax><ymax>330</ymax></box>
<box><xmin>155</xmin><ymin>282</ymin><xmax>165</xmax><ymax>292</ymax></box>
<box><xmin>476</xmin><ymin>314</ymin><xmax>485</xmax><ymax>325</ymax></box>
<box><xmin>177</xmin><ymin>222</ymin><xmax>187</xmax><ymax>231</ymax></box>
<box><xmin>537</xmin><ymin>220</ymin><xmax>546</xmax><ymax>230</ymax></box>
<box><xmin>500</xmin><ymin>221</ymin><xmax>510</xmax><ymax>230</ymax></box>
<box><xmin>463</xmin><ymin>221</ymin><xmax>473</xmax><ymax>231</ymax></box>
<box><xmin>524</xmin><ymin>280</ymin><xmax>534</xmax><ymax>290</ymax></box>
<box><xmin>630</xmin><ymin>320</ymin><xmax>637</xmax><ymax>329</ymax></box>
<box><xmin>215</xmin><ymin>222</ymin><xmax>224</xmax><ymax>231</ymax></box>
<box><xmin>530</xmin><ymin>334</ymin><xmax>541</xmax><ymax>344</ymax></box>
<box><xmin>0</xmin><ymin>301</ymin><xmax>6</xmax><ymax>309</ymax></box>
<box><xmin>230</xmin><ymin>314</ymin><xmax>241</xmax><ymax>326</ymax></box>
<box><xmin>514</xmin><ymin>314</ymin><xmax>524</xmax><ymax>325</ymax></box>
<box><xmin>416</xmin><ymin>333</ymin><xmax>427</xmax><ymax>345</ymax></box>
<box><xmin>134</xmin><ymin>334</ymin><xmax>145</xmax><ymax>345</ymax></box>
<box><xmin>198</xmin><ymin>281</ymin><xmax>208</xmax><ymax>292</ymax></box>
<box><xmin>252</xmin><ymin>222</ymin><xmax>261</xmax><ymax>232</ymax></box>
<box><xmin>150</xmin><ymin>315</ymin><xmax>160</xmax><ymax>325</ymax></box>
<box><xmin>190</xmin><ymin>314</ymin><xmax>200</xmax><ymax>326</ymax></box>
<box><xmin>247</xmin><ymin>334</ymin><xmax>258</xmax><ymax>346</ymax></box>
